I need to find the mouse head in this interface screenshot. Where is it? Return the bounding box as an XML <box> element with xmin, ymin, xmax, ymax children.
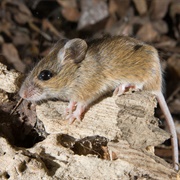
<box><xmin>19</xmin><ymin>38</ymin><xmax>88</xmax><ymax>102</ymax></box>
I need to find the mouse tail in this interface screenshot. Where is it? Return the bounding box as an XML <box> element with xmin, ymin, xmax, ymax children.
<box><xmin>156</xmin><ymin>91</ymin><xmax>179</xmax><ymax>171</ymax></box>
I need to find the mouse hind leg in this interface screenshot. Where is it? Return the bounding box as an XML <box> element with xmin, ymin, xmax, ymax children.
<box><xmin>113</xmin><ymin>83</ymin><xmax>143</xmax><ymax>96</ymax></box>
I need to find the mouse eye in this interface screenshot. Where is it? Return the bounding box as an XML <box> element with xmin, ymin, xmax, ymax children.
<box><xmin>38</xmin><ymin>70</ymin><xmax>53</xmax><ymax>81</ymax></box>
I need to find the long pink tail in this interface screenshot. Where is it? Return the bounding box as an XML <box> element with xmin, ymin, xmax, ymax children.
<box><xmin>157</xmin><ymin>92</ymin><xmax>179</xmax><ymax>170</ymax></box>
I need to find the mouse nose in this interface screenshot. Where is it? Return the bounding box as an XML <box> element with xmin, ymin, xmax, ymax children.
<box><xmin>19</xmin><ymin>88</ymin><xmax>28</xmax><ymax>99</ymax></box>
<box><xmin>19</xmin><ymin>83</ymin><xmax>42</xmax><ymax>101</ymax></box>
<box><xmin>19</xmin><ymin>85</ymin><xmax>33</xmax><ymax>100</ymax></box>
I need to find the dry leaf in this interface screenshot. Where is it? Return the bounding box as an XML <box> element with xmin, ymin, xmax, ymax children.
<box><xmin>2</xmin><ymin>43</ymin><xmax>26</xmax><ymax>72</ymax></box>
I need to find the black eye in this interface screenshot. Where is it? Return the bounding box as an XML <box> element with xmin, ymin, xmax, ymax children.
<box><xmin>38</xmin><ymin>70</ymin><xmax>53</xmax><ymax>81</ymax></box>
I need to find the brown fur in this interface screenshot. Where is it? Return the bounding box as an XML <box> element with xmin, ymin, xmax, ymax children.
<box><xmin>20</xmin><ymin>36</ymin><xmax>162</xmax><ymax>104</ymax></box>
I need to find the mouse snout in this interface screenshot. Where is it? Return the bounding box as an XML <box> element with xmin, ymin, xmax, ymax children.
<box><xmin>19</xmin><ymin>83</ymin><xmax>41</xmax><ymax>101</ymax></box>
<box><xmin>19</xmin><ymin>85</ymin><xmax>32</xmax><ymax>100</ymax></box>
<box><xmin>19</xmin><ymin>88</ymin><xmax>29</xmax><ymax>99</ymax></box>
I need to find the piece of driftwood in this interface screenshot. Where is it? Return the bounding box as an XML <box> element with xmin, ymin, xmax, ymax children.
<box><xmin>36</xmin><ymin>91</ymin><xmax>169</xmax><ymax>149</ymax></box>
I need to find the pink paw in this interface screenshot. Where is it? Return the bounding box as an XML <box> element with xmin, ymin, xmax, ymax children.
<box><xmin>113</xmin><ymin>83</ymin><xmax>141</xmax><ymax>96</ymax></box>
<box><xmin>66</xmin><ymin>112</ymin><xmax>81</xmax><ymax>124</ymax></box>
<box><xmin>65</xmin><ymin>101</ymin><xmax>76</xmax><ymax>115</ymax></box>
<box><xmin>65</xmin><ymin>101</ymin><xmax>86</xmax><ymax>124</ymax></box>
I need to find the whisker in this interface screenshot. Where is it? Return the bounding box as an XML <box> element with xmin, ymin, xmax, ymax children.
<box><xmin>10</xmin><ymin>98</ymin><xmax>24</xmax><ymax>115</ymax></box>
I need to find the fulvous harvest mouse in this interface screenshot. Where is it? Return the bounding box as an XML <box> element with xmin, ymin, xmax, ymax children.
<box><xmin>19</xmin><ymin>36</ymin><xmax>179</xmax><ymax>170</ymax></box>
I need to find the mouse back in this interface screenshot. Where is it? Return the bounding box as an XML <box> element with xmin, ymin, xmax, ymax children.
<box><xmin>86</xmin><ymin>36</ymin><xmax>163</xmax><ymax>93</ymax></box>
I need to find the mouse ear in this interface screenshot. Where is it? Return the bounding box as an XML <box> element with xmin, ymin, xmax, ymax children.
<box><xmin>58</xmin><ymin>38</ymin><xmax>88</xmax><ymax>64</ymax></box>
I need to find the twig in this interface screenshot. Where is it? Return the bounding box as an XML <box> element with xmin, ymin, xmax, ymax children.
<box><xmin>28</xmin><ymin>22</ymin><xmax>52</xmax><ymax>41</ymax></box>
<box><xmin>167</xmin><ymin>85</ymin><xmax>180</xmax><ymax>104</ymax></box>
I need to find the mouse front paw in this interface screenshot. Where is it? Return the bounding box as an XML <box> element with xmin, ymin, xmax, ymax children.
<box><xmin>65</xmin><ymin>101</ymin><xmax>77</xmax><ymax>115</ymax></box>
<box><xmin>66</xmin><ymin>113</ymin><xmax>81</xmax><ymax>124</ymax></box>
<box><xmin>65</xmin><ymin>101</ymin><xmax>86</xmax><ymax>124</ymax></box>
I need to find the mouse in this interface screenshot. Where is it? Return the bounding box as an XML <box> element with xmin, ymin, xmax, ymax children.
<box><xmin>19</xmin><ymin>36</ymin><xmax>179</xmax><ymax>170</ymax></box>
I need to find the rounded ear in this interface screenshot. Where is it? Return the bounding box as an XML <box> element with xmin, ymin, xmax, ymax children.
<box><xmin>57</xmin><ymin>38</ymin><xmax>88</xmax><ymax>64</ymax></box>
